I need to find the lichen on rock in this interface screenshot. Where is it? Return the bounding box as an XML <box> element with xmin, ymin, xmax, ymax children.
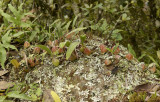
<box><xmin>11</xmin><ymin>35</ymin><xmax>158</xmax><ymax>102</ymax></box>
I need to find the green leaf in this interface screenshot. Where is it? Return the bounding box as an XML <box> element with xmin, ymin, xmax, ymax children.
<box><xmin>100</xmin><ymin>19</ymin><xmax>108</xmax><ymax>31</ymax></box>
<box><xmin>157</xmin><ymin>50</ymin><xmax>160</xmax><ymax>60</ymax></box>
<box><xmin>128</xmin><ymin>44</ymin><xmax>136</xmax><ymax>58</ymax></box>
<box><xmin>66</xmin><ymin>27</ymin><xmax>87</xmax><ymax>37</ymax></box>
<box><xmin>50</xmin><ymin>19</ymin><xmax>61</xmax><ymax>27</ymax></box>
<box><xmin>122</xmin><ymin>13</ymin><xmax>127</xmax><ymax>21</ymax></box>
<box><xmin>2</xmin><ymin>100</ymin><xmax>13</xmax><ymax>102</ymax></box>
<box><xmin>12</xmin><ymin>31</ymin><xmax>26</xmax><ymax>37</ymax></box>
<box><xmin>59</xmin><ymin>41</ymin><xmax>67</xmax><ymax>48</ymax></box>
<box><xmin>111</xmin><ymin>33</ymin><xmax>123</xmax><ymax>41</ymax></box>
<box><xmin>72</xmin><ymin>14</ymin><xmax>79</xmax><ymax>29</ymax></box>
<box><xmin>0</xmin><ymin>3</ymin><xmax>32</xmax><ymax>28</ymax></box>
<box><xmin>93</xmin><ymin>3</ymin><xmax>103</xmax><ymax>9</ymax></box>
<box><xmin>20</xmin><ymin>22</ymin><xmax>31</xmax><ymax>28</ymax></box>
<box><xmin>64</xmin><ymin>21</ymin><xmax>72</xmax><ymax>31</ymax></box>
<box><xmin>0</xmin><ymin>24</ymin><xmax>4</xmax><ymax>32</ymax></box>
<box><xmin>29</xmin><ymin>31</ymin><xmax>37</xmax><ymax>41</ymax></box>
<box><xmin>18</xmin><ymin>3</ymin><xmax>23</xmax><ymax>11</ymax></box>
<box><xmin>0</xmin><ymin>9</ymin><xmax>15</xmax><ymax>23</ymax></box>
<box><xmin>66</xmin><ymin>42</ymin><xmax>80</xmax><ymax>60</ymax></box>
<box><xmin>23</xmin><ymin>12</ymin><xmax>34</xmax><ymax>17</ymax></box>
<box><xmin>2</xmin><ymin>43</ymin><xmax>17</xmax><ymax>50</ymax></box>
<box><xmin>138</xmin><ymin>53</ymin><xmax>146</xmax><ymax>60</ymax></box>
<box><xmin>50</xmin><ymin>90</ymin><xmax>61</xmax><ymax>102</ymax></box>
<box><xmin>36</xmin><ymin>45</ymin><xmax>52</xmax><ymax>55</ymax></box>
<box><xmin>35</xmin><ymin>88</ymin><xmax>42</xmax><ymax>96</ymax></box>
<box><xmin>7</xmin><ymin>91</ymin><xmax>34</xmax><ymax>101</ymax></box>
<box><xmin>84</xmin><ymin>11</ymin><xmax>89</xmax><ymax>16</ymax></box>
<box><xmin>112</xmin><ymin>43</ymin><xmax>119</xmax><ymax>54</ymax></box>
<box><xmin>31</xmin><ymin>94</ymin><xmax>37</xmax><ymax>100</ymax></box>
<box><xmin>90</xmin><ymin>24</ymin><xmax>99</xmax><ymax>30</ymax></box>
<box><xmin>106</xmin><ymin>48</ymin><xmax>113</xmax><ymax>53</ymax></box>
<box><xmin>2</xmin><ymin>30</ymin><xmax>11</xmax><ymax>44</ymax></box>
<box><xmin>84</xmin><ymin>4</ymin><xmax>90</xmax><ymax>8</ymax></box>
<box><xmin>147</xmin><ymin>55</ymin><xmax>159</xmax><ymax>67</ymax></box>
<box><xmin>8</xmin><ymin>4</ymin><xmax>19</xmax><ymax>17</ymax></box>
<box><xmin>80</xmin><ymin>34</ymin><xmax>86</xmax><ymax>44</ymax></box>
<box><xmin>3</xmin><ymin>17</ymin><xmax>9</xmax><ymax>27</ymax></box>
<box><xmin>0</xmin><ymin>46</ymin><xmax>6</xmax><ymax>69</ymax></box>
<box><xmin>111</xmin><ymin>29</ymin><xmax>123</xmax><ymax>41</ymax></box>
<box><xmin>112</xmin><ymin>29</ymin><xmax>123</xmax><ymax>34</ymax></box>
<box><xmin>77</xmin><ymin>18</ymin><xmax>85</xmax><ymax>27</ymax></box>
<box><xmin>0</xmin><ymin>96</ymin><xmax>6</xmax><ymax>102</ymax></box>
<box><xmin>61</xmin><ymin>21</ymin><xmax>67</xmax><ymax>27</ymax></box>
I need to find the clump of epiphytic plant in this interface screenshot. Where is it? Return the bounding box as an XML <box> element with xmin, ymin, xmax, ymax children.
<box><xmin>0</xmin><ymin>82</ymin><xmax>42</xmax><ymax>102</ymax></box>
<box><xmin>0</xmin><ymin>3</ymin><xmax>34</xmax><ymax>69</ymax></box>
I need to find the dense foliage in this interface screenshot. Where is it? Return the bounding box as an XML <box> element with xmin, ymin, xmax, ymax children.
<box><xmin>0</xmin><ymin>0</ymin><xmax>160</xmax><ymax>66</ymax></box>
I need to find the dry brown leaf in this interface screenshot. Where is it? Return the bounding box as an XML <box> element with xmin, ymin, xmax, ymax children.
<box><xmin>107</xmin><ymin>65</ymin><xmax>115</xmax><ymax>71</ymax></box>
<box><xmin>7</xmin><ymin>51</ymin><xmax>19</xmax><ymax>58</ymax></box>
<box><xmin>0</xmin><ymin>81</ymin><xmax>14</xmax><ymax>90</ymax></box>
<box><xmin>10</xmin><ymin>59</ymin><xmax>20</xmax><ymax>68</ymax></box>
<box><xmin>145</xmin><ymin>96</ymin><xmax>151</xmax><ymax>102</ymax></box>
<box><xmin>42</xmin><ymin>89</ymin><xmax>54</xmax><ymax>102</ymax></box>
<box><xmin>21</xmin><ymin>51</ymin><xmax>28</xmax><ymax>67</ymax></box>
<box><xmin>134</xmin><ymin>83</ymin><xmax>155</xmax><ymax>92</ymax></box>
<box><xmin>151</xmin><ymin>84</ymin><xmax>160</xmax><ymax>92</ymax></box>
<box><xmin>0</xmin><ymin>70</ymin><xmax>8</xmax><ymax>76</ymax></box>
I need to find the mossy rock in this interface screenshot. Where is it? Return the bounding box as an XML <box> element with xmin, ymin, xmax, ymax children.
<box><xmin>9</xmin><ymin>35</ymin><xmax>158</xmax><ymax>102</ymax></box>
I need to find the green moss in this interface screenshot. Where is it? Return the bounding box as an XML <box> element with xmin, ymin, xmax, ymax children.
<box><xmin>129</xmin><ymin>92</ymin><xmax>160</xmax><ymax>102</ymax></box>
<box><xmin>147</xmin><ymin>93</ymin><xmax>160</xmax><ymax>102</ymax></box>
<box><xmin>129</xmin><ymin>92</ymin><xmax>146</xmax><ymax>102</ymax></box>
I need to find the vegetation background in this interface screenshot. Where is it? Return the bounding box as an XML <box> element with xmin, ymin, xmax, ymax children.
<box><xmin>1</xmin><ymin>0</ymin><xmax>160</xmax><ymax>67</ymax></box>
<box><xmin>0</xmin><ymin>0</ymin><xmax>160</xmax><ymax>101</ymax></box>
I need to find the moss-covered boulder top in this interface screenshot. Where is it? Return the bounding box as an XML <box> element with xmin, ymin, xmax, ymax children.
<box><xmin>8</xmin><ymin>35</ymin><xmax>159</xmax><ymax>102</ymax></box>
